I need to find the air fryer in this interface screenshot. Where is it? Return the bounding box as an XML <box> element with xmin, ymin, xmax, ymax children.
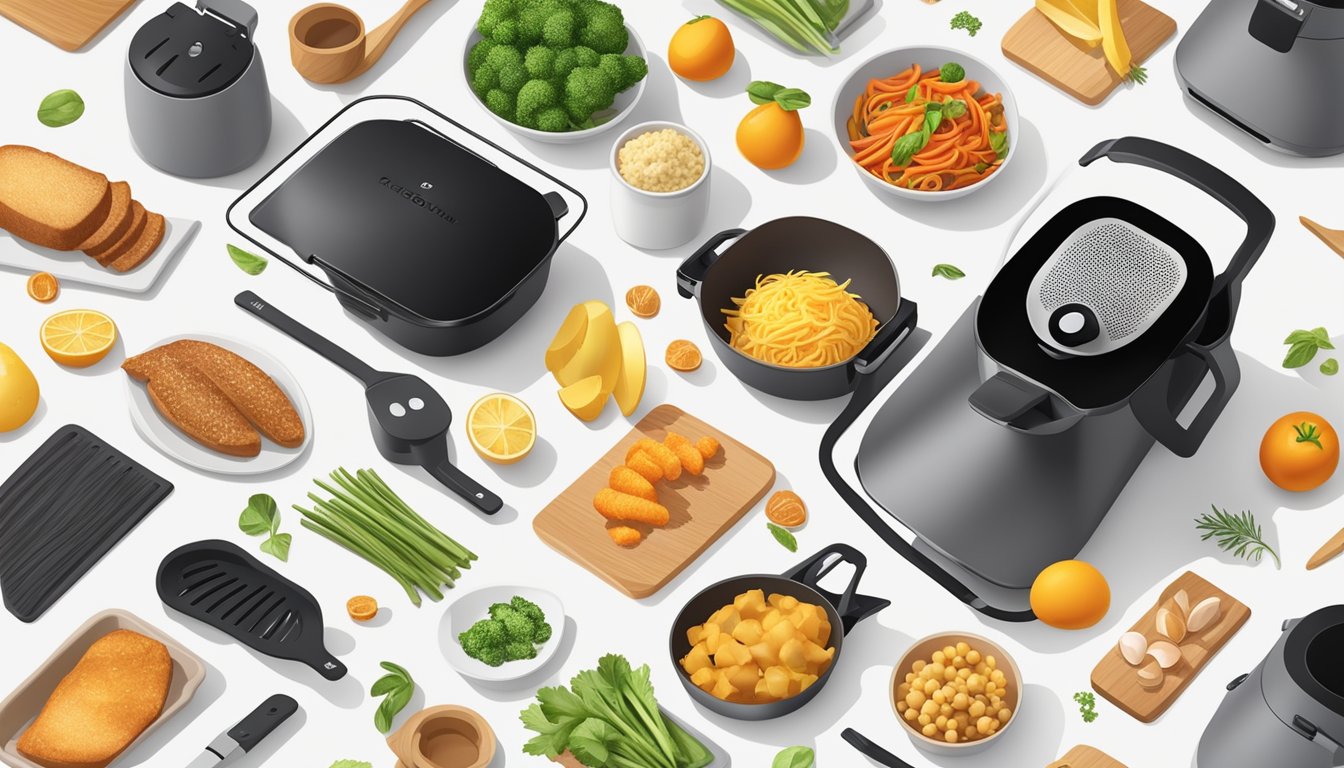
<box><xmin>1176</xmin><ymin>0</ymin><xmax>1344</xmax><ymax>156</ymax></box>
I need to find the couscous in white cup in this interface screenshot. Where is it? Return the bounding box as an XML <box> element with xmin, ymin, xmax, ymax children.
<box><xmin>609</xmin><ymin>121</ymin><xmax>711</xmax><ymax>250</ymax></box>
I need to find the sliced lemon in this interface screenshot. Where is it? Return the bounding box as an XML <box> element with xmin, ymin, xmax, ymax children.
<box><xmin>40</xmin><ymin>309</ymin><xmax>117</xmax><ymax>368</ymax></box>
<box><xmin>467</xmin><ymin>392</ymin><xmax>536</xmax><ymax>464</ymax></box>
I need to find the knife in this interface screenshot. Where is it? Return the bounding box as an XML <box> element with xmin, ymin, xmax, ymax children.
<box><xmin>186</xmin><ymin>694</ymin><xmax>299</xmax><ymax>768</ymax></box>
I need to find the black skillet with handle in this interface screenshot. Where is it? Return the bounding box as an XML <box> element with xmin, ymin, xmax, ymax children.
<box><xmin>235</xmin><ymin>291</ymin><xmax>501</xmax><ymax>514</ymax></box>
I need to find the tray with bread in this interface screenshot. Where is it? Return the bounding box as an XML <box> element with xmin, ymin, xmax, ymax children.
<box><xmin>0</xmin><ymin>609</ymin><xmax>206</xmax><ymax>768</ymax></box>
<box><xmin>0</xmin><ymin>145</ymin><xmax>198</xmax><ymax>294</ymax></box>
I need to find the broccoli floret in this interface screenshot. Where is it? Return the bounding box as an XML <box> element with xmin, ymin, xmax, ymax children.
<box><xmin>458</xmin><ymin>619</ymin><xmax>509</xmax><ymax>666</ymax></box>
<box><xmin>505</xmin><ymin>640</ymin><xmax>539</xmax><ymax>661</ymax></box>
<box><xmin>536</xmin><ymin>107</ymin><xmax>571</xmax><ymax>132</ymax></box>
<box><xmin>542</xmin><ymin>8</ymin><xmax>577</xmax><ymax>48</ymax></box>
<box><xmin>490</xmin><ymin>18</ymin><xmax>520</xmax><ymax>44</ymax></box>
<box><xmin>578</xmin><ymin>2</ymin><xmax>627</xmax><ymax>54</ymax></box>
<box><xmin>597</xmin><ymin>53</ymin><xmax>646</xmax><ymax>91</ymax></box>
<box><xmin>552</xmin><ymin>48</ymin><xmax>579</xmax><ymax>79</ymax></box>
<box><xmin>524</xmin><ymin>45</ymin><xmax>556</xmax><ymax>78</ymax></box>
<box><xmin>467</xmin><ymin>39</ymin><xmax>497</xmax><ymax>74</ymax></box>
<box><xmin>519</xmin><ymin>0</ymin><xmax>566</xmax><ymax>44</ymax></box>
<box><xmin>476</xmin><ymin>0</ymin><xmax>517</xmax><ymax>37</ymax></box>
<box><xmin>470</xmin><ymin>65</ymin><xmax>499</xmax><ymax>98</ymax></box>
<box><xmin>573</xmin><ymin>45</ymin><xmax>599</xmax><ymax>67</ymax></box>
<box><xmin>563</xmin><ymin>66</ymin><xmax>615</xmax><ymax>123</ymax></box>
<box><xmin>620</xmin><ymin>54</ymin><xmax>648</xmax><ymax>88</ymax></box>
<box><xmin>509</xmin><ymin>596</ymin><xmax>554</xmax><ymax>642</ymax></box>
<box><xmin>484</xmin><ymin>44</ymin><xmax>524</xmax><ymax>72</ymax></box>
<box><xmin>484</xmin><ymin>89</ymin><xmax>516</xmax><ymax>118</ymax></box>
<box><xmin>515</xmin><ymin>79</ymin><xmax>559</xmax><ymax>128</ymax></box>
<box><xmin>500</xmin><ymin>611</ymin><xmax>537</xmax><ymax>641</ymax></box>
<box><xmin>498</xmin><ymin>62</ymin><xmax>528</xmax><ymax>93</ymax></box>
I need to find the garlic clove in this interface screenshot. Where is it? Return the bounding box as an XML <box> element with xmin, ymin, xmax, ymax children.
<box><xmin>1173</xmin><ymin>589</ymin><xmax>1191</xmax><ymax>619</ymax></box>
<box><xmin>1147</xmin><ymin>640</ymin><xmax>1182</xmax><ymax>670</ymax></box>
<box><xmin>1186</xmin><ymin>597</ymin><xmax>1223</xmax><ymax>634</ymax></box>
<box><xmin>1137</xmin><ymin>659</ymin><xmax>1164</xmax><ymax>689</ymax></box>
<box><xmin>1156</xmin><ymin>608</ymin><xmax>1187</xmax><ymax>644</ymax></box>
<box><xmin>1118</xmin><ymin>631</ymin><xmax>1148</xmax><ymax>666</ymax></box>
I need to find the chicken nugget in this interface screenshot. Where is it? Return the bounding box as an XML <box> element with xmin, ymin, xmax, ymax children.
<box><xmin>627</xmin><ymin>438</ymin><xmax>681</xmax><ymax>480</ymax></box>
<box><xmin>696</xmin><ymin>436</ymin><xmax>721</xmax><ymax>461</ymax></box>
<box><xmin>625</xmin><ymin>450</ymin><xmax>664</xmax><ymax>483</ymax></box>
<box><xmin>593</xmin><ymin>488</ymin><xmax>670</xmax><ymax>526</ymax></box>
<box><xmin>610</xmin><ymin>465</ymin><xmax>658</xmax><ymax>502</ymax></box>
<box><xmin>664</xmin><ymin>432</ymin><xmax>704</xmax><ymax>475</ymax></box>
<box><xmin>607</xmin><ymin>525</ymin><xmax>642</xmax><ymax>547</ymax></box>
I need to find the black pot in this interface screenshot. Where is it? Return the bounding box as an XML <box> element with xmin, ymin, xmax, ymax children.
<box><xmin>676</xmin><ymin>217</ymin><xmax>918</xmax><ymax>400</ymax></box>
<box><xmin>669</xmin><ymin>543</ymin><xmax>889</xmax><ymax>721</ymax></box>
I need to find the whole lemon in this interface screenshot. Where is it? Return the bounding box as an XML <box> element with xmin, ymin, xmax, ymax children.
<box><xmin>0</xmin><ymin>342</ymin><xmax>40</xmax><ymax>432</ymax></box>
<box><xmin>1030</xmin><ymin>560</ymin><xmax>1110</xmax><ymax>630</ymax></box>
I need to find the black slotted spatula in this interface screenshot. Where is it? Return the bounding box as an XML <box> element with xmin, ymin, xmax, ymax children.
<box><xmin>157</xmin><ymin>540</ymin><xmax>347</xmax><ymax>680</ymax></box>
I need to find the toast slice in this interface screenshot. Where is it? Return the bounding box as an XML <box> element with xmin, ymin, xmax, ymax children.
<box><xmin>109</xmin><ymin>211</ymin><xmax>165</xmax><ymax>273</ymax></box>
<box><xmin>160</xmin><ymin>339</ymin><xmax>305</xmax><ymax>448</ymax></box>
<box><xmin>86</xmin><ymin>200</ymin><xmax>145</xmax><ymax>263</ymax></box>
<box><xmin>75</xmin><ymin>181</ymin><xmax>133</xmax><ymax>253</ymax></box>
<box><xmin>0</xmin><ymin>145</ymin><xmax>110</xmax><ymax>250</ymax></box>
<box><xmin>123</xmin><ymin>349</ymin><xmax>262</xmax><ymax>457</ymax></box>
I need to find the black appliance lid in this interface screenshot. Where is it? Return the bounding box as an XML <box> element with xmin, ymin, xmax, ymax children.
<box><xmin>248</xmin><ymin>119</ymin><xmax>559</xmax><ymax>324</ymax></box>
<box><xmin>1287</xmin><ymin>605</ymin><xmax>1344</xmax><ymax>716</ymax></box>
<box><xmin>130</xmin><ymin>1</ymin><xmax>256</xmax><ymax>98</ymax></box>
<box><xmin>977</xmin><ymin>196</ymin><xmax>1214</xmax><ymax>411</ymax></box>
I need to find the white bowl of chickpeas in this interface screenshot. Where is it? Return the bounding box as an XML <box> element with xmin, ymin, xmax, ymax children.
<box><xmin>891</xmin><ymin>633</ymin><xmax>1021</xmax><ymax>754</ymax></box>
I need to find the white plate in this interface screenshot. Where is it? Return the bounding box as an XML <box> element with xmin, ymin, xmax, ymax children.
<box><xmin>440</xmin><ymin>585</ymin><xmax>567</xmax><ymax>683</ymax></box>
<box><xmin>124</xmin><ymin>333</ymin><xmax>313</xmax><ymax>476</ymax></box>
<box><xmin>0</xmin><ymin>218</ymin><xmax>199</xmax><ymax>294</ymax></box>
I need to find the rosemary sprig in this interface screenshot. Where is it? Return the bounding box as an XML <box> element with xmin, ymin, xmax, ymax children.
<box><xmin>1127</xmin><ymin>64</ymin><xmax>1148</xmax><ymax>85</ymax></box>
<box><xmin>1195</xmin><ymin>506</ymin><xmax>1280</xmax><ymax>567</ymax></box>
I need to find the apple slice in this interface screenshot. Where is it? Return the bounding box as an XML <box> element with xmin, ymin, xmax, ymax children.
<box><xmin>613</xmin><ymin>321</ymin><xmax>645</xmax><ymax>417</ymax></box>
<box><xmin>545</xmin><ymin>304</ymin><xmax>589</xmax><ymax>374</ymax></box>
<box><xmin>559</xmin><ymin>375</ymin><xmax>607</xmax><ymax>421</ymax></box>
<box><xmin>554</xmin><ymin>301</ymin><xmax>620</xmax><ymax>392</ymax></box>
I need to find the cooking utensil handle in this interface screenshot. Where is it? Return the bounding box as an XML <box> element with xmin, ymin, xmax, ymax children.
<box><xmin>1131</xmin><ymin>335</ymin><xmax>1238</xmax><ymax>458</ymax></box>
<box><xmin>676</xmin><ymin>228</ymin><xmax>747</xmax><ymax>299</ymax></box>
<box><xmin>229</xmin><ymin>694</ymin><xmax>299</xmax><ymax>751</ymax></box>
<box><xmin>782</xmin><ymin>543</ymin><xmax>890</xmax><ymax>635</ymax></box>
<box><xmin>234</xmin><ymin>291</ymin><xmax>383</xmax><ymax>388</ymax></box>
<box><xmin>310</xmin><ymin>652</ymin><xmax>348</xmax><ymax>681</ymax></box>
<box><xmin>854</xmin><ymin>299</ymin><xmax>918</xmax><ymax>375</ymax></box>
<box><xmin>199</xmin><ymin>0</ymin><xmax>258</xmax><ymax>37</ymax></box>
<box><xmin>841</xmin><ymin>728</ymin><xmax>917</xmax><ymax>768</ymax></box>
<box><xmin>426</xmin><ymin>457</ymin><xmax>503</xmax><ymax>514</ymax></box>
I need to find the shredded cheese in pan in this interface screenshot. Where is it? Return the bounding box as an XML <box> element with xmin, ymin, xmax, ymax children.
<box><xmin>722</xmin><ymin>270</ymin><xmax>879</xmax><ymax>368</ymax></box>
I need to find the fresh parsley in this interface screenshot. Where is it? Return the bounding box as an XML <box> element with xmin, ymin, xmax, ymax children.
<box><xmin>773</xmin><ymin>745</ymin><xmax>816</xmax><ymax>768</ymax></box>
<box><xmin>951</xmin><ymin>10</ymin><xmax>983</xmax><ymax>37</ymax></box>
<box><xmin>932</xmin><ymin>263</ymin><xmax>966</xmax><ymax>280</ymax></box>
<box><xmin>371</xmin><ymin>661</ymin><xmax>415</xmax><ymax>734</ymax></box>
<box><xmin>1195</xmin><ymin>506</ymin><xmax>1280</xmax><ymax>567</ymax></box>
<box><xmin>767</xmin><ymin>522</ymin><xmax>798</xmax><ymax>552</ymax></box>
<box><xmin>239</xmin><ymin>493</ymin><xmax>292</xmax><ymax>562</ymax></box>
<box><xmin>1283</xmin><ymin>327</ymin><xmax>1334</xmax><ymax>369</ymax></box>
<box><xmin>1073</xmin><ymin>691</ymin><xmax>1098</xmax><ymax>723</ymax></box>
<box><xmin>228</xmin><ymin>244</ymin><xmax>268</xmax><ymax>276</ymax></box>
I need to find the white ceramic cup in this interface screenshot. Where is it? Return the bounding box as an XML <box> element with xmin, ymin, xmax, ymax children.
<box><xmin>609</xmin><ymin>121</ymin><xmax>712</xmax><ymax>250</ymax></box>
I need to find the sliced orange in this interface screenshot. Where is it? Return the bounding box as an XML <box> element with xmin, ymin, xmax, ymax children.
<box><xmin>626</xmin><ymin>285</ymin><xmax>661</xmax><ymax>318</ymax></box>
<box><xmin>26</xmin><ymin>272</ymin><xmax>59</xmax><ymax>302</ymax></box>
<box><xmin>666</xmin><ymin>339</ymin><xmax>702</xmax><ymax>372</ymax></box>
<box><xmin>766</xmin><ymin>490</ymin><xmax>807</xmax><ymax>528</ymax></box>
<box><xmin>467</xmin><ymin>392</ymin><xmax>536</xmax><ymax>463</ymax></box>
<box><xmin>40</xmin><ymin>309</ymin><xmax>117</xmax><ymax>367</ymax></box>
<box><xmin>347</xmin><ymin>595</ymin><xmax>379</xmax><ymax>622</ymax></box>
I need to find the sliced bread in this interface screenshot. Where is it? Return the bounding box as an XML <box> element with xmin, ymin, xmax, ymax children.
<box><xmin>0</xmin><ymin>145</ymin><xmax>111</xmax><ymax>251</ymax></box>
<box><xmin>86</xmin><ymin>200</ymin><xmax>145</xmax><ymax>264</ymax></box>
<box><xmin>109</xmin><ymin>211</ymin><xmax>165</xmax><ymax>273</ymax></box>
<box><xmin>75</xmin><ymin>181</ymin><xmax>133</xmax><ymax>253</ymax></box>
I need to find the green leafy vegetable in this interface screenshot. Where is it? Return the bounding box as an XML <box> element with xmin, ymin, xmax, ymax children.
<box><xmin>747</xmin><ymin>80</ymin><xmax>811</xmax><ymax>111</ymax></box>
<box><xmin>227</xmin><ymin>244</ymin><xmax>268</xmax><ymax>275</ymax></box>
<box><xmin>1322</xmin><ymin>358</ymin><xmax>1339</xmax><ymax>376</ymax></box>
<box><xmin>37</xmin><ymin>89</ymin><xmax>84</xmax><ymax>127</ymax></box>
<box><xmin>773</xmin><ymin>746</ymin><xmax>815</xmax><ymax>768</ymax></box>
<box><xmin>940</xmin><ymin>62</ymin><xmax>966</xmax><ymax>83</ymax></box>
<box><xmin>459</xmin><ymin>595</ymin><xmax>553</xmax><ymax>667</ymax></box>
<box><xmin>974</xmin><ymin>161</ymin><xmax>990</xmax><ymax>174</ymax></box>
<box><xmin>1282</xmin><ymin>327</ymin><xmax>1334</xmax><ymax>369</ymax></box>
<box><xmin>942</xmin><ymin>98</ymin><xmax>968</xmax><ymax>119</ymax></box>
<box><xmin>239</xmin><ymin>494</ymin><xmax>292</xmax><ymax>562</ymax></box>
<box><xmin>1073</xmin><ymin>691</ymin><xmax>1098</xmax><ymax>723</ymax></box>
<box><xmin>950</xmin><ymin>10</ymin><xmax>983</xmax><ymax>37</ymax></box>
<box><xmin>329</xmin><ymin>762</ymin><xmax>372</xmax><ymax>768</ymax></box>
<box><xmin>716</xmin><ymin>0</ymin><xmax>842</xmax><ymax>55</ymax></box>
<box><xmin>1195</xmin><ymin>506</ymin><xmax>1280</xmax><ymax>567</ymax></box>
<box><xmin>260</xmin><ymin>533</ymin><xmax>292</xmax><ymax>561</ymax></box>
<box><xmin>890</xmin><ymin>132</ymin><xmax>927</xmax><ymax>167</ymax></box>
<box><xmin>371</xmin><ymin>661</ymin><xmax>415</xmax><ymax>734</ymax></box>
<box><xmin>989</xmin><ymin>131</ymin><xmax>1010</xmax><ymax>160</ymax></box>
<box><xmin>932</xmin><ymin>264</ymin><xmax>966</xmax><ymax>280</ymax></box>
<box><xmin>1128</xmin><ymin>64</ymin><xmax>1148</xmax><ymax>85</ymax></box>
<box><xmin>767</xmin><ymin>522</ymin><xmax>798</xmax><ymax>552</ymax></box>
<box><xmin>904</xmin><ymin>84</ymin><xmax>919</xmax><ymax>103</ymax></box>
<box><xmin>521</xmin><ymin>654</ymin><xmax>714</xmax><ymax>768</ymax></box>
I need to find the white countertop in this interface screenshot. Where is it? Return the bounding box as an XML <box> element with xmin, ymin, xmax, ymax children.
<box><xmin>2</xmin><ymin>1</ymin><xmax>1343</xmax><ymax>766</ymax></box>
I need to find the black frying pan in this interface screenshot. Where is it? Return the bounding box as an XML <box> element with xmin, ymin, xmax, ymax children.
<box><xmin>676</xmin><ymin>217</ymin><xmax>918</xmax><ymax>401</ymax></box>
<box><xmin>669</xmin><ymin>543</ymin><xmax>889</xmax><ymax>720</ymax></box>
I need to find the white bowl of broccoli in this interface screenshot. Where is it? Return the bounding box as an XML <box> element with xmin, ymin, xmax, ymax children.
<box><xmin>464</xmin><ymin>0</ymin><xmax>649</xmax><ymax>144</ymax></box>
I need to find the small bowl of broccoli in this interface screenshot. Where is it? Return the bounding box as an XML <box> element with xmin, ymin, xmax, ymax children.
<box><xmin>464</xmin><ymin>0</ymin><xmax>649</xmax><ymax>144</ymax></box>
<box><xmin>439</xmin><ymin>585</ymin><xmax>568</xmax><ymax>682</ymax></box>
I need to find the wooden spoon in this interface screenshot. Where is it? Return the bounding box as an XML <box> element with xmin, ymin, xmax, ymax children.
<box><xmin>1308</xmin><ymin>527</ymin><xmax>1344</xmax><ymax>570</ymax></box>
<box><xmin>1301</xmin><ymin>216</ymin><xmax>1344</xmax><ymax>260</ymax></box>
<box><xmin>289</xmin><ymin>0</ymin><xmax>433</xmax><ymax>84</ymax></box>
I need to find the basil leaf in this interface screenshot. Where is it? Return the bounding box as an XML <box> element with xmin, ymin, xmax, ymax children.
<box><xmin>890</xmin><ymin>132</ymin><xmax>927</xmax><ymax>166</ymax></box>
<box><xmin>773</xmin><ymin>746</ymin><xmax>815</xmax><ymax>768</ymax></box>
<box><xmin>747</xmin><ymin>80</ymin><xmax>785</xmax><ymax>105</ymax></box>
<box><xmin>239</xmin><ymin>493</ymin><xmax>279</xmax><ymax>536</ymax></box>
<box><xmin>375</xmin><ymin>680</ymin><xmax>414</xmax><ymax>733</ymax></box>
<box><xmin>380</xmin><ymin>661</ymin><xmax>414</xmax><ymax>683</ymax></box>
<box><xmin>773</xmin><ymin>87</ymin><xmax>812</xmax><ymax>111</ymax></box>
<box><xmin>1284</xmin><ymin>340</ymin><xmax>1322</xmax><ymax>369</ymax></box>
<box><xmin>1314</xmin><ymin>328</ymin><xmax>1336</xmax><ymax>349</ymax></box>
<box><xmin>1322</xmin><ymin>358</ymin><xmax>1339</xmax><ymax>376</ymax></box>
<box><xmin>228</xmin><ymin>244</ymin><xmax>268</xmax><ymax>275</ymax></box>
<box><xmin>943</xmin><ymin>99</ymin><xmax>968</xmax><ymax>119</ymax></box>
<box><xmin>989</xmin><ymin>131</ymin><xmax>1009</xmax><ymax>160</ymax></box>
<box><xmin>370</xmin><ymin>674</ymin><xmax>404</xmax><ymax>697</ymax></box>
<box><xmin>37</xmin><ymin>89</ymin><xmax>85</xmax><ymax>127</ymax></box>
<box><xmin>904</xmin><ymin>84</ymin><xmax>919</xmax><ymax>103</ymax></box>
<box><xmin>767</xmin><ymin>523</ymin><xmax>798</xmax><ymax>552</ymax></box>
<box><xmin>1284</xmin><ymin>329</ymin><xmax>1322</xmax><ymax>345</ymax></box>
<box><xmin>924</xmin><ymin>109</ymin><xmax>944</xmax><ymax>135</ymax></box>
<box><xmin>260</xmin><ymin>532</ymin><xmax>292</xmax><ymax>562</ymax></box>
<box><xmin>932</xmin><ymin>263</ymin><xmax>966</xmax><ymax>280</ymax></box>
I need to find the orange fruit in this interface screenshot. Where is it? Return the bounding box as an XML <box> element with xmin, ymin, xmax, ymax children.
<box><xmin>737</xmin><ymin>103</ymin><xmax>805</xmax><ymax>170</ymax></box>
<box><xmin>626</xmin><ymin>285</ymin><xmax>661</xmax><ymax>318</ymax></box>
<box><xmin>668</xmin><ymin>16</ymin><xmax>735</xmax><ymax>82</ymax></box>
<box><xmin>26</xmin><ymin>272</ymin><xmax>58</xmax><ymax>302</ymax></box>
<box><xmin>1260</xmin><ymin>411</ymin><xmax>1339</xmax><ymax>491</ymax></box>
<box><xmin>467</xmin><ymin>393</ymin><xmax>536</xmax><ymax>463</ymax></box>
<box><xmin>347</xmin><ymin>595</ymin><xmax>379</xmax><ymax>622</ymax></box>
<box><xmin>40</xmin><ymin>309</ymin><xmax>117</xmax><ymax>368</ymax></box>
<box><xmin>666</xmin><ymin>340</ymin><xmax>702</xmax><ymax>372</ymax></box>
<box><xmin>1030</xmin><ymin>560</ymin><xmax>1110</xmax><ymax>630</ymax></box>
<box><xmin>766</xmin><ymin>490</ymin><xmax>807</xmax><ymax>528</ymax></box>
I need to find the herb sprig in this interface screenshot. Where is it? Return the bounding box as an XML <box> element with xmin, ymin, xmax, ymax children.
<box><xmin>1195</xmin><ymin>506</ymin><xmax>1280</xmax><ymax>567</ymax></box>
<box><xmin>1073</xmin><ymin>691</ymin><xmax>1098</xmax><ymax>723</ymax></box>
<box><xmin>768</xmin><ymin>522</ymin><xmax>798</xmax><ymax>552</ymax></box>
<box><xmin>1283</xmin><ymin>327</ymin><xmax>1334</xmax><ymax>369</ymax></box>
<box><xmin>239</xmin><ymin>494</ymin><xmax>292</xmax><ymax>562</ymax></box>
<box><xmin>371</xmin><ymin>661</ymin><xmax>415</xmax><ymax>734</ymax></box>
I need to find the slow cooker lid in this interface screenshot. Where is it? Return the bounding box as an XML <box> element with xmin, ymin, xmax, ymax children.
<box><xmin>130</xmin><ymin>2</ymin><xmax>255</xmax><ymax>99</ymax></box>
<box><xmin>1287</xmin><ymin>605</ymin><xmax>1344</xmax><ymax>717</ymax></box>
<box><xmin>249</xmin><ymin>119</ymin><xmax>558</xmax><ymax>324</ymax></box>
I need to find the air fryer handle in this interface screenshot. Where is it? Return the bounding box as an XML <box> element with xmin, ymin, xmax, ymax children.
<box><xmin>1080</xmin><ymin>137</ymin><xmax>1274</xmax><ymax>294</ymax></box>
<box><xmin>1131</xmin><ymin>338</ymin><xmax>1240</xmax><ymax>458</ymax></box>
<box><xmin>782</xmin><ymin>543</ymin><xmax>890</xmax><ymax>635</ymax></box>
<box><xmin>676</xmin><ymin>228</ymin><xmax>747</xmax><ymax>299</ymax></box>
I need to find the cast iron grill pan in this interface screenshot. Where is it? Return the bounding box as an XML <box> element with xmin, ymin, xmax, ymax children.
<box><xmin>157</xmin><ymin>539</ymin><xmax>347</xmax><ymax>680</ymax></box>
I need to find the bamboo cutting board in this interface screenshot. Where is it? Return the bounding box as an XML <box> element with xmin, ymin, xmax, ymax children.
<box><xmin>534</xmin><ymin>405</ymin><xmax>775</xmax><ymax>599</ymax></box>
<box><xmin>1049</xmin><ymin>744</ymin><xmax>1127</xmax><ymax>768</ymax></box>
<box><xmin>1001</xmin><ymin>0</ymin><xmax>1176</xmax><ymax>106</ymax></box>
<box><xmin>0</xmin><ymin>0</ymin><xmax>137</xmax><ymax>51</ymax></box>
<box><xmin>1091</xmin><ymin>571</ymin><xmax>1250</xmax><ymax>723</ymax></box>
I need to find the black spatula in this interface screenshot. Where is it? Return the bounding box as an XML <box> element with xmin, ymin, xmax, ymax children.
<box><xmin>234</xmin><ymin>291</ymin><xmax>501</xmax><ymax>514</ymax></box>
<box><xmin>157</xmin><ymin>539</ymin><xmax>347</xmax><ymax>680</ymax></box>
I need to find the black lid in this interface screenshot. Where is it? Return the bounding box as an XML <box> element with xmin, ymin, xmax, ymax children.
<box><xmin>129</xmin><ymin>2</ymin><xmax>255</xmax><ymax>98</ymax></box>
<box><xmin>1287</xmin><ymin>605</ymin><xmax>1344</xmax><ymax>715</ymax></box>
<box><xmin>248</xmin><ymin>119</ymin><xmax>559</xmax><ymax>324</ymax></box>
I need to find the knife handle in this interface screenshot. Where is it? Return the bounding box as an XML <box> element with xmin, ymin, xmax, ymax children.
<box><xmin>229</xmin><ymin>694</ymin><xmax>299</xmax><ymax>752</ymax></box>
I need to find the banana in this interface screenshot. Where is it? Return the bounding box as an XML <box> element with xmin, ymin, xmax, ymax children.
<box><xmin>1097</xmin><ymin>0</ymin><xmax>1135</xmax><ymax>79</ymax></box>
<box><xmin>1036</xmin><ymin>0</ymin><xmax>1102</xmax><ymax>47</ymax></box>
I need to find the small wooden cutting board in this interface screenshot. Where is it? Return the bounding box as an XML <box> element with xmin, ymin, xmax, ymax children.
<box><xmin>1001</xmin><ymin>0</ymin><xmax>1176</xmax><ymax>106</ymax></box>
<box><xmin>534</xmin><ymin>405</ymin><xmax>775</xmax><ymax>599</ymax></box>
<box><xmin>1091</xmin><ymin>571</ymin><xmax>1250</xmax><ymax>723</ymax></box>
<box><xmin>0</xmin><ymin>0</ymin><xmax>137</xmax><ymax>52</ymax></box>
<box><xmin>1049</xmin><ymin>744</ymin><xmax>1127</xmax><ymax>768</ymax></box>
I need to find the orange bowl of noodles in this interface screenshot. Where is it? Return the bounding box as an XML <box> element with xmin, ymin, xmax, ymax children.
<box><xmin>675</xmin><ymin>216</ymin><xmax>917</xmax><ymax>401</ymax></box>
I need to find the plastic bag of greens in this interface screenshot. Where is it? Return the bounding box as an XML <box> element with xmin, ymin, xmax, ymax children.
<box><xmin>716</xmin><ymin>0</ymin><xmax>877</xmax><ymax>55</ymax></box>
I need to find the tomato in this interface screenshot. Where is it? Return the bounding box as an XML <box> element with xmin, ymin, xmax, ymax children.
<box><xmin>668</xmin><ymin>16</ymin><xmax>735</xmax><ymax>82</ymax></box>
<box><xmin>737</xmin><ymin>103</ymin><xmax>805</xmax><ymax>170</ymax></box>
<box><xmin>1260</xmin><ymin>411</ymin><xmax>1339</xmax><ymax>492</ymax></box>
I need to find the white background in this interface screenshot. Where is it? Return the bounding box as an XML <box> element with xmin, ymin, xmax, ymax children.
<box><xmin>2</xmin><ymin>0</ymin><xmax>1343</xmax><ymax>766</ymax></box>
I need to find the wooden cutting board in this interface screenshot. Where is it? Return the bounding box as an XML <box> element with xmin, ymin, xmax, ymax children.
<box><xmin>0</xmin><ymin>0</ymin><xmax>137</xmax><ymax>51</ymax></box>
<box><xmin>534</xmin><ymin>405</ymin><xmax>775</xmax><ymax>599</ymax></box>
<box><xmin>1001</xmin><ymin>0</ymin><xmax>1176</xmax><ymax>106</ymax></box>
<box><xmin>1049</xmin><ymin>744</ymin><xmax>1127</xmax><ymax>768</ymax></box>
<box><xmin>1091</xmin><ymin>571</ymin><xmax>1250</xmax><ymax>723</ymax></box>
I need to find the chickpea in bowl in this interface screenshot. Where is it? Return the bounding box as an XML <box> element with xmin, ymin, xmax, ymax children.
<box><xmin>891</xmin><ymin>633</ymin><xmax>1021</xmax><ymax>754</ymax></box>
